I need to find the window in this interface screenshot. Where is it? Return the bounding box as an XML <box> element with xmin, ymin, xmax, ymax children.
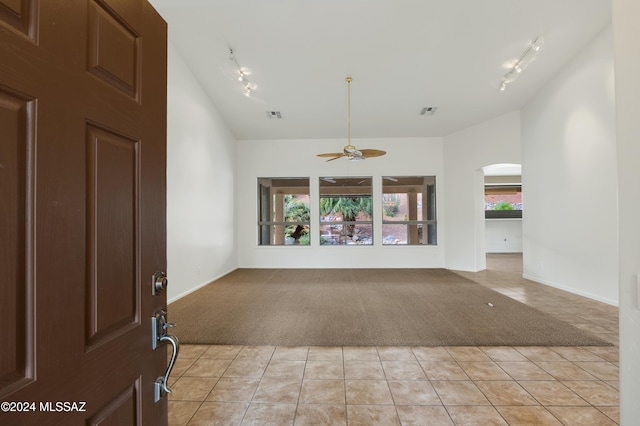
<box><xmin>258</xmin><ymin>178</ymin><xmax>310</xmax><ymax>245</ymax></box>
<box><xmin>319</xmin><ymin>177</ymin><xmax>372</xmax><ymax>245</ymax></box>
<box><xmin>382</xmin><ymin>176</ymin><xmax>437</xmax><ymax>245</ymax></box>
<box><xmin>484</xmin><ymin>183</ymin><xmax>522</xmax><ymax>218</ymax></box>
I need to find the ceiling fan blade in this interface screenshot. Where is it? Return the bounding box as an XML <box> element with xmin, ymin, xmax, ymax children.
<box><xmin>325</xmin><ymin>154</ymin><xmax>345</xmax><ymax>162</ymax></box>
<box><xmin>317</xmin><ymin>152</ymin><xmax>344</xmax><ymax>158</ymax></box>
<box><xmin>360</xmin><ymin>149</ymin><xmax>386</xmax><ymax>158</ymax></box>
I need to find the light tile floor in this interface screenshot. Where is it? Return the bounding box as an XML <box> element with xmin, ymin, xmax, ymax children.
<box><xmin>168</xmin><ymin>254</ymin><xmax>619</xmax><ymax>425</ymax></box>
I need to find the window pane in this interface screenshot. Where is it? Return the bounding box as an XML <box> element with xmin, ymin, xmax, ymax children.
<box><xmin>320</xmin><ymin>177</ymin><xmax>373</xmax><ymax>245</ymax></box>
<box><xmin>258</xmin><ymin>178</ymin><xmax>310</xmax><ymax>245</ymax></box>
<box><xmin>484</xmin><ymin>185</ymin><xmax>522</xmax><ymax>210</ymax></box>
<box><xmin>382</xmin><ymin>176</ymin><xmax>436</xmax><ymax>245</ymax></box>
<box><xmin>484</xmin><ymin>184</ymin><xmax>522</xmax><ymax>219</ymax></box>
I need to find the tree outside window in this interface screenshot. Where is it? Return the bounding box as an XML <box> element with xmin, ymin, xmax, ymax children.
<box><xmin>319</xmin><ymin>177</ymin><xmax>372</xmax><ymax>245</ymax></box>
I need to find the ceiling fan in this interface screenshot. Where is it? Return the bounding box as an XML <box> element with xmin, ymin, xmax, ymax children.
<box><xmin>316</xmin><ymin>77</ymin><xmax>386</xmax><ymax>162</ymax></box>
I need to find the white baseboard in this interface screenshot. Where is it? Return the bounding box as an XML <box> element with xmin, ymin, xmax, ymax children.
<box><xmin>522</xmin><ymin>273</ymin><xmax>619</xmax><ymax>307</ymax></box>
<box><xmin>168</xmin><ymin>268</ymin><xmax>237</xmax><ymax>304</ymax></box>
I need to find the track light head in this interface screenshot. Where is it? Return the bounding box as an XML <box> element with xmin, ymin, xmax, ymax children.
<box><xmin>497</xmin><ymin>35</ymin><xmax>543</xmax><ymax>92</ymax></box>
<box><xmin>229</xmin><ymin>47</ymin><xmax>255</xmax><ymax>96</ymax></box>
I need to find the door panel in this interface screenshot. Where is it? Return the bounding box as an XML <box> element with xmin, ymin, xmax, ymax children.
<box><xmin>0</xmin><ymin>1</ymin><xmax>167</xmax><ymax>425</ymax></box>
<box><xmin>0</xmin><ymin>86</ymin><xmax>35</xmax><ymax>396</ymax></box>
<box><xmin>87</xmin><ymin>379</ymin><xmax>140</xmax><ymax>425</ymax></box>
<box><xmin>86</xmin><ymin>123</ymin><xmax>140</xmax><ymax>347</ymax></box>
<box><xmin>0</xmin><ymin>0</ymin><xmax>37</xmax><ymax>39</ymax></box>
<box><xmin>88</xmin><ymin>0</ymin><xmax>141</xmax><ymax>99</ymax></box>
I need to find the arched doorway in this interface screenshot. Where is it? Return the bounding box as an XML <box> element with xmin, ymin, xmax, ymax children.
<box><xmin>482</xmin><ymin>164</ymin><xmax>523</xmax><ymax>263</ymax></box>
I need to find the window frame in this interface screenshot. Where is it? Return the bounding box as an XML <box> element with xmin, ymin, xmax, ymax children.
<box><xmin>319</xmin><ymin>176</ymin><xmax>373</xmax><ymax>245</ymax></box>
<box><xmin>484</xmin><ymin>184</ymin><xmax>523</xmax><ymax>219</ymax></box>
<box><xmin>381</xmin><ymin>176</ymin><xmax>437</xmax><ymax>246</ymax></box>
<box><xmin>257</xmin><ymin>177</ymin><xmax>311</xmax><ymax>246</ymax></box>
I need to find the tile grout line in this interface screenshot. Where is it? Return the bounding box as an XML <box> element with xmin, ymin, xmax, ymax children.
<box><xmin>291</xmin><ymin>346</ymin><xmax>311</xmax><ymax>425</ymax></box>
<box><xmin>411</xmin><ymin>347</ymin><xmax>453</xmax><ymax>424</ymax></box>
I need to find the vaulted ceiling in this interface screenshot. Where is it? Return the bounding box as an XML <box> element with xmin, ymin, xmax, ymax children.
<box><xmin>149</xmin><ymin>0</ymin><xmax>611</xmax><ymax>140</ymax></box>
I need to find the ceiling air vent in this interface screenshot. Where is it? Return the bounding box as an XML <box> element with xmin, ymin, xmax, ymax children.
<box><xmin>419</xmin><ymin>106</ymin><xmax>438</xmax><ymax>116</ymax></box>
<box><xmin>266</xmin><ymin>111</ymin><xmax>282</xmax><ymax>119</ymax></box>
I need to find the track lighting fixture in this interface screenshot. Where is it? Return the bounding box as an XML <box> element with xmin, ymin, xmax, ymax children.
<box><xmin>229</xmin><ymin>48</ymin><xmax>256</xmax><ymax>96</ymax></box>
<box><xmin>498</xmin><ymin>36</ymin><xmax>543</xmax><ymax>92</ymax></box>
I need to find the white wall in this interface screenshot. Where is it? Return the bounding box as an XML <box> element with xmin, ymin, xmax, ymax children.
<box><xmin>521</xmin><ymin>27</ymin><xmax>618</xmax><ymax>305</ymax></box>
<box><xmin>443</xmin><ymin>111</ymin><xmax>522</xmax><ymax>271</ymax></box>
<box><xmin>612</xmin><ymin>0</ymin><xmax>640</xmax><ymax>422</ymax></box>
<box><xmin>166</xmin><ymin>43</ymin><xmax>237</xmax><ymax>302</ymax></box>
<box><xmin>236</xmin><ymin>137</ymin><xmax>445</xmax><ymax>268</ymax></box>
<box><xmin>486</xmin><ymin>219</ymin><xmax>523</xmax><ymax>253</ymax></box>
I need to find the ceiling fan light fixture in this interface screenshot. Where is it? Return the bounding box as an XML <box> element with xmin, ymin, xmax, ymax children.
<box><xmin>316</xmin><ymin>77</ymin><xmax>386</xmax><ymax>162</ymax></box>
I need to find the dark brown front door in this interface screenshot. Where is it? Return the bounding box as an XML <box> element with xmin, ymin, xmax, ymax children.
<box><xmin>1</xmin><ymin>1</ymin><xmax>168</xmax><ymax>424</ymax></box>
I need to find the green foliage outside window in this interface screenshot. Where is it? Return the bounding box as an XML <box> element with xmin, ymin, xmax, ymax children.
<box><xmin>382</xmin><ymin>194</ymin><xmax>400</xmax><ymax>217</ymax></box>
<box><xmin>320</xmin><ymin>196</ymin><xmax>372</xmax><ymax>236</ymax></box>
<box><xmin>494</xmin><ymin>201</ymin><xmax>515</xmax><ymax>210</ymax></box>
<box><xmin>320</xmin><ymin>197</ymin><xmax>372</xmax><ymax>219</ymax></box>
<box><xmin>284</xmin><ymin>195</ymin><xmax>310</xmax><ymax>244</ymax></box>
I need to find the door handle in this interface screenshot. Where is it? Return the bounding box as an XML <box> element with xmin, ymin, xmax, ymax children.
<box><xmin>154</xmin><ymin>333</ymin><xmax>179</xmax><ymax>402</ymax></box>
<box><xmin>152</xmin><ymin>310</ymin><xmax>180</xmax><ymax>402</ymax></box>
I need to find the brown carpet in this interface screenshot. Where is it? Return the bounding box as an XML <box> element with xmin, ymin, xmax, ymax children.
<box><xmin>168</xmin><ymin>268</ymin><xmax>610</xmax><ymax>347</ymax></box>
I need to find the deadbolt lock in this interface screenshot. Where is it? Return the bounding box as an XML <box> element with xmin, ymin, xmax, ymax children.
<box><xmin>152</xmin><ymin>271</ymin><xmax>168</xmax><ymax>295</ymax></box>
